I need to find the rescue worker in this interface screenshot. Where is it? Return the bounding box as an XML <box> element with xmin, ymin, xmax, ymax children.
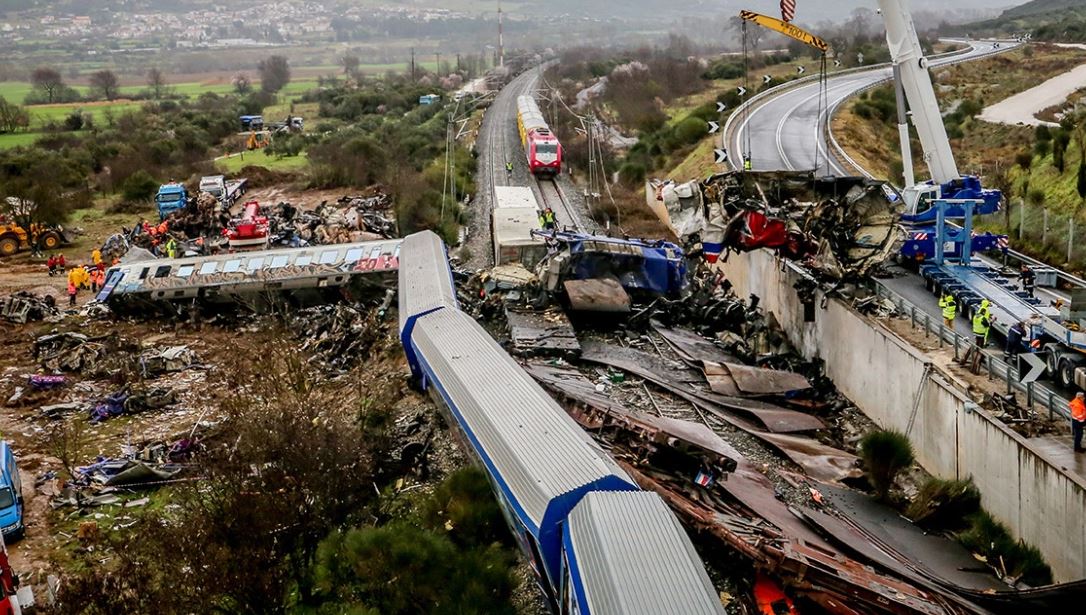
<box><xmin>1020</xmin><ymin>264</ymin><xmax>1036</xmax><ymax>297</ymax></box>
<box><xmin>91</xmin><ymin>248</ymin><xmax>102</xmax><ymax>267</ymax></box>
<box><xmin>67</xmin><ymin>281</ymin><xmax>77</xmax><ymax>307</ymax></box>
<box><xmin>1071</xmin><ymin>392</ymin><xmax>1086</xmax><ymax>453</ymax></box>
<box><xmin>506</xmin><ymin>161</ymin><xmax>513</xmax><ymax>176</ymax></box>
<box><xmin>539</xmin><ymin>207</ymin><xmax>557</xmax><ymax>230</ymax></box>
<box><xmin>743</xmin><ymin>154</ymin><xmax>752</xmax><ymax>171</ymax></box>
<box><xmin>938</xmin><ymin>293</ymin><xmax>956</xmax><ymax>328</ymax></box>
<box><xmin>90</xmin><ymin>268</ymin><xmax>100</xmax><ymax>294</ymax></box>
<box><xmin>67</xmin><ymin>265</ymin><xmax>81</xmax><ymax>292</ymax></box>
<box><xmin>47</xmin><ymin>254</ymin><xmax>57</xmax><ymax>276</ymax></box>
<box><xmin>972</xmin><ymin>300</ymin><xmax>993</xmax><ymax>347</ymax></box>
<box><xmin>166</xmin><ymin>236</ymin><xmax>178</xmax><ymax>259</ymax></box>
<box><xmin>57</xmin><ymin>253</ymin><xmax>66</xmax><ymax>269</ymax></box>
<box><xmin>1005</xmin><ymin>321</ymin><xmax>1026</xmax><ymax>359</ymax></box>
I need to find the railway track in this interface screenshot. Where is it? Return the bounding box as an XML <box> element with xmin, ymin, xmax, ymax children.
<box><xmin>536</xmin><ymin>176</ymin><xmax>583</xmax><ymax>232</ymax></box>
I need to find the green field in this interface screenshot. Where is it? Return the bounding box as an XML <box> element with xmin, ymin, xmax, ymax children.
<box><xmin>215</xmin><ymin>150</ymin><xmax>310</xmax><ymax>174</ymax></box>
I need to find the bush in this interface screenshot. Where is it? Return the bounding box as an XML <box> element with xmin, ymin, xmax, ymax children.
<box><xmin>958</xmin><ymin>511</ymin><xmax>1052</xmax><ymax>586</ymax></box>
<box><xmin>417</xmin><ymin>468</ymin><xmax>511</xmax><ymax>549</ymax></box>
<box><xmin>905</xmin><ymin>477</ymin><xmax>981</xmax><ymax>531</ymax></box>
<box><xmin>120</xmin><ymin>169</ymin><xmax>159</xmax><ymax>202</ymax></box>
<box><xmin>859</xmin><ymin>429</ymin><xmax>914</xmax><ymax>500</ymax></box>
<box><xmin>309</xmin><ymin>524</ymin><xmax>517</xmax><ymax>615</ymax></box>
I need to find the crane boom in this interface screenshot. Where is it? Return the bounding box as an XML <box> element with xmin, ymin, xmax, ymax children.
<box><xmin>739</xmin><ymin>11</ymin><xmax>828</xmax><ymax>53</ymax></box>
<box><xmin>876</xmin><ymin>0</ymin><xmax>959</xmax><ymax>184</ymax></box>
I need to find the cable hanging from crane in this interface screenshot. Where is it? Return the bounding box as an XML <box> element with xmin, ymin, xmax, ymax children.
<box><xmin>738</xmin><ymin>10</ymin><xmax>830</xmax><ymax>173</ymax></box>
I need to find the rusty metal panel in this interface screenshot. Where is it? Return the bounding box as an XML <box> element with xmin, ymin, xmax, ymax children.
<box><xmin>564</xmin><ymin>278</ymin><xmax>631</xmax><ymax>313</ymax></box>
<box><xmin>704</xmin><ymin>360</ymin><xmax>811</xmax><ymax>396</ymax></box>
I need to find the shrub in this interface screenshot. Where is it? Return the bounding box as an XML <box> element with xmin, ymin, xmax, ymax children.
<box><xmin>905</xmin><ymin>477</ymin><xmax>980</xmax><ymax>531</ymax></box>
<box><xmin>120</xmin><ymin>169</ymin><xmax>159</xmax><ymax>202</ymax></box>
<box><xmin>859</xmin><ymin>429</ymin><xmax>914</xmax><ymax>500</ymax></box>
<box><xmin>958</xmin><ymin>511</ymin><xmax>1052</xmax><ymax>586</ymax></box>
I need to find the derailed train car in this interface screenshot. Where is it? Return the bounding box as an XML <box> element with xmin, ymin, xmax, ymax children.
<box><xmin>398</xmin><ymin>230</ymin><xmax>726</xmax><ymax>614</ymax></box>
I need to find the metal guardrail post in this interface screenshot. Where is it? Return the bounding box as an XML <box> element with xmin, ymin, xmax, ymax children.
<box><xmin>924</xmin><ymin>314</ymin><xmax>930</xmax><ymax>338</ymax></box>
<box><xmin>987</xmin><ymin>353</ymin><xmax>994</xmax><ymax>381</ymax></box>
<box><xmin>911</xmin><ymin>306</ymin><xmax>916</xmax><ymax>329</ymax></box>
<box><xmin>1027</xmin><ymin>381</ymin><xmax>1034</xmax><ymax>410</ymax></box>
<box><xmin>954</xmin><ymin>333</ymin><xmax>960</xmax><ymax>361</ymax></box>
<box><xmin>938</xmin><ymin>324</ymin><xmax>944</xmax><ymax>348</ymax></box>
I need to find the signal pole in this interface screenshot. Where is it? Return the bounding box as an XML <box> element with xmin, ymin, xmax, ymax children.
<box><xmin>498</xmin><ymin>0</ymin><xmax>504</xmax><ymax>68</ymax></box>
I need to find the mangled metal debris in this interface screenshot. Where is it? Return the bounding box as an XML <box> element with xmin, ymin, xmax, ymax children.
<box><xmin>563</xmin><ymin>278</ymin><xmax>631</xmax><ymax>313</ymax></box>
<box><xmin>649</xmin><ymin>171</ymin><xmax>903</xmax><ymax>279</ymax></box>
<box><xmin>0</xmin><ymin>291</ymin><xmax>60</xmax><ymax>324</ymax></box>
<box><xmin>505</xmin><ymin>308</ymin><xmax>580</xmax><ymax>356</ymax></box>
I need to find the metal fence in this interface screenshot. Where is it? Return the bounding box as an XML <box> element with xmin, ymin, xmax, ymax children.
<box><xmin>870</xmin><ymin>280</ymin><xmax>1070</xmax><ymax>421</ymax></box>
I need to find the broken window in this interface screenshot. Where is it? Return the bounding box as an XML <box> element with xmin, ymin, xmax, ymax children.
<box><xmin>138</xmin><ymin>267</ymin><xmax>149</xmax><ymax>280</ymax></box>
<box><xmin>154</xmin><ymin>266</ymin><xmax>171</xmax><ymax>278</ymax></box>
<box><xmin>319</xmin><ymin>250</ymin><xmax>338</xmax><ymax>265</ymax></box>
<box><xmin>223</xmin><ymin>259</ymin><xmax>241</xmax><ymax>273</ymax></box>
<box><xmin>246</xmin><ymin>257</ymin><xmax>264</xmax><ymax>272</ymax></box>
<box><xmin>176</xmin><ymin>265</ymin><xmax>194</xmax><ymax>277</ymax></box>
<box><xmin>198</xmin><ymin>262</ymin><xmax>217</xmax><ymax>275</ymax></box>
<box><xmin>269</xmin><ymin>255</ymin><xmax>289</xmax><ymax>269</ymax></box>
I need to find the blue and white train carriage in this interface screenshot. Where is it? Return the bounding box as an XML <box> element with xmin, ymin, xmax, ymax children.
<box><xmin>398</xmin><ymin>230</ymin><xmax>725</xmax><ymax>614</ymax></box>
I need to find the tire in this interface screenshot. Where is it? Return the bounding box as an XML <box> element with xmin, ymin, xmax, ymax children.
<box><xmin>39</xmin><ymin>231</ymin><xmax>61</xmax><ymax>250</ymax></box>
<box><xmin>1046</xmin><ymin>348</ymin><xmax>1060</xmax><ymax>376</ymax></box>
<box><xmin>0</xmin><ymin>235</ymin><xmax>18</xmax><ymax>257</ymax></box>
<box><xmin>1060</xmin><ymin>358</ymin><xmax>1075</xmax><ymax>389</ymax></box>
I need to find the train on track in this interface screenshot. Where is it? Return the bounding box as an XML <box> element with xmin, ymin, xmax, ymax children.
<box><xmin>398</xmin><ymin>230</ymin><xmax>725</xmax><ymax>614</ymax></box>
<box><xmin>516</xmin><ymin>95</ymin><xmax>563</xmax><ymax>176</ymax></box>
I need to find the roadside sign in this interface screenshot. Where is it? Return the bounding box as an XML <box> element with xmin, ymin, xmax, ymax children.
<box><xmin>1019</xmin><ymin>353</ymin><xmax>1045</xmax><ymax>384</ymax></box>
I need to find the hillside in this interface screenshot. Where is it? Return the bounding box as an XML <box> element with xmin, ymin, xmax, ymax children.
<box><xmin>963</xmin><ymin>0</ymin><xmax>1086</xmax><ymax>40</ymax></box>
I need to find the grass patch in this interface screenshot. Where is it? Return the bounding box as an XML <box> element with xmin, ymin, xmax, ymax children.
<box><xmin>958</xmin><ymin>510</ymin><xmax>1052</xmax><ymax>586</ymax></box>
<box><xmin>906</xmin><ymin>477</ymin><xmax>982</xmax><ymax>531</ymax></box>
<box><xmin>215</xmin><ymin>150</ymin><xmax>309</xmax><ymax>174</ymax></box>
<box><xmin>0</xmin><ymin>132</ymin><xmax>41</xmax><ymax>150</ymax></box>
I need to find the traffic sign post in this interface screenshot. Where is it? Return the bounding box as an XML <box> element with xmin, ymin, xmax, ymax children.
<box><xmin>1019</xmin><ymin>353</ymin><xmax>1045</xmax><ymax>384</ymax></box>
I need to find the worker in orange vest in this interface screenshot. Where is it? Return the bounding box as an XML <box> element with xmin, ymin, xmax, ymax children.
<box><xmin>1072</xmin><ymin>392</ymin><xmax>1086</xmax><ymax>453</ymax></box>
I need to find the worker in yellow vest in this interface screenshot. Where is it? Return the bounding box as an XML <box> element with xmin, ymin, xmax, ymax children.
<box><xmin>938</xmin><ymin>293</ymin><xmax>956</xmax><ymax>328</ymax></box>
<box><xmin>972</xmin><ymin>300</ymin><xmax>993</xmax><ymax>347</ymax></box>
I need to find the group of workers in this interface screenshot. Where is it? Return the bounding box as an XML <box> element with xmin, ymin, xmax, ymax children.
<box><xmin>938</xmin><ymin>264</ymin><xmax>1086</xmax><ymax>454</ymax></box>
<box><xmin>58</xmin><ymin>248</ymin><xmax>113</xmax><ymax>307</ymax></box>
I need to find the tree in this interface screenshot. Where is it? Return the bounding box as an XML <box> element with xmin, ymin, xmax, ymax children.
<box><xmin>146</xmin><ymin>67</ymin><xmax>169</xmax><ymax>99</ymax></box>
<box><xmin>121</xmin><ymin>169</ymin><xmax>158</xmax><ymax>202</ymax></box>
<box><xmin>89</xmin><ymin>69</ymin><xmax>120</xmax><ymax>101</ymax></box>
<box><xmin>233</xmin><ymin>72</ymin><xmax>253</xmax><ymax>95</ymax></box>
<box><xmin>258</xmin><ymin>55</ymin><xmax>291</xmax><ymax>93</ymax></box>
<box><xmin>0</xmin><ymin>97</ymin><xmax>29</xmax><ymax>133</ymax></box>
<box><xmin>0</xmin><ymin>149</ymin><xmax>86</xmax><ymax>229</ymax></box>
<box><xmin>1054</xmin><ymin>129</ymin><xmax>1071</xmax><ymax>173</ymax></box>
<box><xmin>342</xmin><ymin>54</ymin><xmax>361</xmax><ymax>78</ymax></box>
<box><xmin>30</xmin><ymin>66</ymin><xmax>64</xmax><ymax>103</ymax></box>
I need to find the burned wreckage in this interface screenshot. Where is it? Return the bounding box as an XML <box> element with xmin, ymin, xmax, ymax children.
<box><xmin>649</xmin><ymin>171</ymin><xmax>904</xmax><ymax>279</ymax></box>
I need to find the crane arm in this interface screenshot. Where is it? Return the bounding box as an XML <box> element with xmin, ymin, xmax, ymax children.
<box><xmin>876</xmin><ymin>0</ymin><xmax>959</xmax><ymax>184</ymax></box>
<box><xmin>739</xmin><ymin>10</ymin><xmax>828</xmax><ymax>53</ymax></box>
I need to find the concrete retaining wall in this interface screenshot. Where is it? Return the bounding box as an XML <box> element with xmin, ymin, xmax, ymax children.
<box><xmin>718</xmin><ymin>249</ymin><xmax>1086</xmax><ymax>582</ymax></box>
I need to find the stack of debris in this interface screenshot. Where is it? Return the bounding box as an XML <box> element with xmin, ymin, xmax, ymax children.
<box><xmin>651</xmin><ymin>171</ymin><xmax>902</xmax><ymax>280</ymax></box>
<box><xmin>288</xmin><ymin>298</ymin><xmax>392</xmax><ymax>370</ymax></box>
<box><xmin>53</xmin><ymin>438</ymin><xmax>198</xmax><ymax>509</ymax></box>
<box><xmin>0</xmin><ymin>290</ymin><xmax>60</xmax><ymax>324</ymax></box>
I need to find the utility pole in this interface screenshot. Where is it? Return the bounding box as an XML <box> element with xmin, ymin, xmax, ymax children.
<box><xmin>410</xmin><ymin>47</ymin><xmax>416</xmax><ymax>81</ymax></box>
<box><xmin>498</xmin><ymin>0</ymin><xmax>504</xmax><ymax>68</ymax></box>
<box><xmin>436</xmin><ymin>53</ymin><xmax>442</xmax><ymax>75</ymax></box>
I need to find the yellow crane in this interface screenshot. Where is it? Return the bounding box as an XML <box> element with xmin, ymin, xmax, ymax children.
<box><xmin>739</xmin><ymin>10</ymin><xmax>828</xmax><ymax>53</ymax></box>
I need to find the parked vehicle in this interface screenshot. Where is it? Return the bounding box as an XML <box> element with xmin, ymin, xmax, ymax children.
<box><xmin>198</xmin><ymin>175</ymin><xmax>248</xmax><ymax>207</ymax></box>
<box><xmin>0</xmin><ymin>217</ymin><xmax>69</xmax><ymax>257</ymax></box>
<box><xmin>155</xmin><ymin>182</ymin><xmax>189</xmax><ymax>220</ymax></box>
<box><xmin>0</xmin><ymin>443</ymin><xmax>23</xmax><ymax>541</ymax></box>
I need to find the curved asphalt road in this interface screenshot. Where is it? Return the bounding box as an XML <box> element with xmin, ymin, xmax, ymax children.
<box><xmin>729</xmin><ymin>40</ymin><xmax>1016</xmax><ymax>175</ymax></box>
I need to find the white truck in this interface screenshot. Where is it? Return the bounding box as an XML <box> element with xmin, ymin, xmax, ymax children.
<box><xmin>199</xmin><ymin>175</ymin><xmax>249</xmax><ymax>207</ymax></box>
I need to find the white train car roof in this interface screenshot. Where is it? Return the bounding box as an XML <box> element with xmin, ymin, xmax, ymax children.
<box><xmin>493</xmin><ymin>186</ymin><xmax>539</xmax><ymax>210</ymax></box>
<box><xmin>397</xmin><ymin>231</ymin><xmax>457</xmax><ymax>335</ymax></box>
<box><xmin>565</xmin><ymin>491</ymin><xmax>727</xmax><ymax>615</ymax></box>
<box><xmin>517</xmin><ymin>96</ymin><xmax>551</xmax><ymax>133</ymax></box>
<box><xmin>409</xmin><ymin>306</ymin><xmax>636</xmax><ymax>531</ymax></box>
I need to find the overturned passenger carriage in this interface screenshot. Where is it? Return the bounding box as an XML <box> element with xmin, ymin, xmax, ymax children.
<box><xmin>98</xmin><ymin>239</ymin><xmax>402</xmax><ymax>314</ymax></box>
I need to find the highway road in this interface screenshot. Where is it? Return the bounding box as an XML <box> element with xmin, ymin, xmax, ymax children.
<box><xmin>728</xmin><ymin>40</ymin><xmax>1015</xmax><ymax>175</ymax></box>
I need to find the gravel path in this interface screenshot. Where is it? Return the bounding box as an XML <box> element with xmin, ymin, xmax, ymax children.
<box><xmin>978</xmin><ymin>62</ymin><xmax>1086</xmax><ymax>127</ymax></box>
